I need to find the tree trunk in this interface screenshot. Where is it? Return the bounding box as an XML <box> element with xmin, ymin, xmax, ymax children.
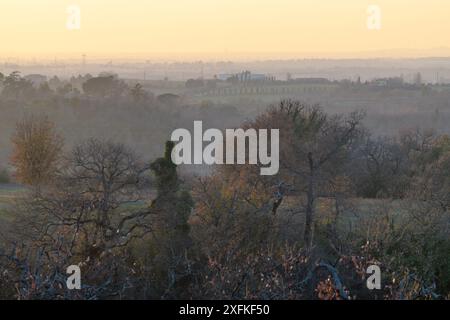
<box><xmin>304</xmin><ymin>152</ymin><xmax>315</xmax><ymax>247</ymax></box>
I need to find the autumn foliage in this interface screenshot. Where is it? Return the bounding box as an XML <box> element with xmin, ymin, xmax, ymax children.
<box><xmin>10</xmin><ymin>115</ymin><xmax>63</xmax><ymax>187</ymax></box>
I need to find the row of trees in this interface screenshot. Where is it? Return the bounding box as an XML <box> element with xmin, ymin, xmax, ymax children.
<box><xmin>0</xmin><ymin>71</ymin><xmax>152</xmax><ymax>102</ymax></box>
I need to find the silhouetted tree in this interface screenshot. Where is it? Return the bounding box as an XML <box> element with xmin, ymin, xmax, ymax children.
<box><xmin>150</xmin><ymin>141</ymin><xmax>194</xmax><ymax>298</ymax></box>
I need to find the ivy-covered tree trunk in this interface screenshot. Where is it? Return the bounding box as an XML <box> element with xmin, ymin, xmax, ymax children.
<box><xmin>150</xmin><ymin>141</ymin><xmax>194</xmax><ymax>298</ymax></box>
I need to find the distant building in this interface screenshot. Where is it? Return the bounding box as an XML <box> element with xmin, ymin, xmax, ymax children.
<box><xmin>249</xmin><ymin>73</ymin><xmax>266</xmax><ymax>81</ymax></box>
<box><xmin>372</xmin><ymin>77</ymin><xmax>404</xmax><ymax>88</ymax></box>
<box><xmin>374</xmin><ymin>79</ymin><xmax>388</xmax><ymax>87</ymax></box>
<box><xmin>216</xmin><ymin>74</ymin><xmax>233</xmax><ymax>81</ymax></box>
<box><xmin>216</xmin><ymin>71</ymin><xmax>271</xmax><ymax>82</ymax></box>
<box><xmin>292</xmin><ymin>77</ymin><xmax>330</xmax><ymax>84</ymax></box>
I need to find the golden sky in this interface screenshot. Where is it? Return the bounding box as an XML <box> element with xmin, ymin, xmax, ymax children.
<box><xmin>1</xmin><ymin>0</ymin><xmax>450</xmax><ymax>60</ymax></box>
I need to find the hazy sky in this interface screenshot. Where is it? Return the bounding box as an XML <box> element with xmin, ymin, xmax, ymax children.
<box><xmin>1</xmin><ymin>0</ymin><xmax>450</xmax><ymax>60</ymax></box>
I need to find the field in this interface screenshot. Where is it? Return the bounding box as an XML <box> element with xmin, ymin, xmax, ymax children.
<box><xmin>0</xmin><ymin>183</ymin><xmax>25</xmax><ymax>221</ymax></box>
<box><xmin>0</xmin><ymin>181</ymin><xmax>411</xmax><ymax>230</ymax></box>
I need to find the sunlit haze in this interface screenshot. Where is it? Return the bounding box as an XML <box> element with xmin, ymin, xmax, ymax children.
<box><xmin>1</xmin><ymin>0</ymin><xmax>450</xmax><ymax>61</ymax></box>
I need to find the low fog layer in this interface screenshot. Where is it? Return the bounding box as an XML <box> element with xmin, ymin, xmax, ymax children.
<box><xmin>0</xmin><ymin>63</ymin><xmax>449</xmax><ymax>168</ymax></box>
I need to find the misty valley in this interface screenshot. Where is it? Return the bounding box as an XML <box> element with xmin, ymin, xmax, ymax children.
<box><xmin>0</xmin><ymin>60</ymin><xmax>449</xmax><ymax>300</ymax></box>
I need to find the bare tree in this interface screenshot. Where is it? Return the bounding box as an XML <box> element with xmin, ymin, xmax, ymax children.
<box><xmin>253</xmin><ymin>100</ymin><xmax>364</xmax><ymax>247</ymax></box>
<box><xmin>15</xmin><ymin>139</ymin><xmax>153</xmax><ymax>258</ymax></box>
